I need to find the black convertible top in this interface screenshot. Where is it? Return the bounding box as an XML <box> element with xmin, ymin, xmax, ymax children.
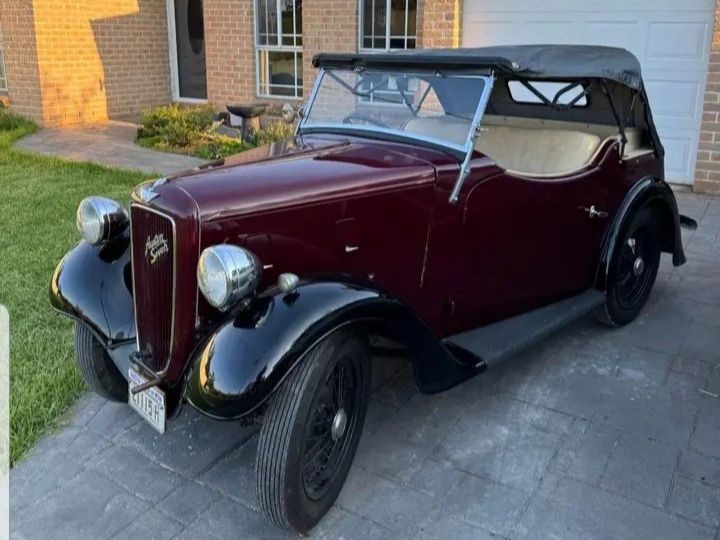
<box><xmin>313</xmin><ymin>45</ymin><xmax>644</xmax><ymax>90</ymax></box>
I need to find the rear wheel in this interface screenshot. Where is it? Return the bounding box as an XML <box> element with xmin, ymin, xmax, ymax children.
<box><xmin>598</xmin><ymin>207</ymin><xmax>661</xmax><ymax>326</ymax></box>
<box><xmin>74</xmin><ymin>323</ymin><xmax>127</xmax><ymax>402</ymax></box>
<box><xmin>256</xmin><ymin>329</ymin><xmax>371</xmax><ymax>533</ymax></box>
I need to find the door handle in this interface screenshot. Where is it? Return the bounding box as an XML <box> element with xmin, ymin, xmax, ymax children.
<box><xmin>578</xmin><ymin>205</ymin><xmax>608</xmax><ymax>219</ymax></box>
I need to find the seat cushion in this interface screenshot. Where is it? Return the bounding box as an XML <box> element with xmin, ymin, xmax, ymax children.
<box><xmin>475</xmin><ymin>126</ymin><xmax>601</xmax><ymax>176</ymax></box>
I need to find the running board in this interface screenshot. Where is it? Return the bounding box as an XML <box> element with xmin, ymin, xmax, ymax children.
<box><xmin>444</xmin><ymin>289</ymin><xmax>605</xmax><ymax>369</ymax></box>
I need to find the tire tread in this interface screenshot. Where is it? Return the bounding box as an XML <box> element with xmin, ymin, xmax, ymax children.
<box><xmin>256</xmin><ymin>341</ymin><xmax>326</xmax><ymax>530</ymax></box>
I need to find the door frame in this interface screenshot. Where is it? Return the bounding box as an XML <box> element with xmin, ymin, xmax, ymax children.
<box><xmin>165</xmin><ymin>0</ymin><xmax>208</xmax><ymax>103</ymax></box>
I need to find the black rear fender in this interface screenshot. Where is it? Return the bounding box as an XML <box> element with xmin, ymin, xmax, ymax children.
<box><xmin>596</xmin><ymin>177</ymin><xmax>686</xmax><ymax>291</ymax></box>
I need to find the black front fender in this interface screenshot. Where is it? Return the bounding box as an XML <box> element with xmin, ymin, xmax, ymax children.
<box><xmin>185</xmin><ymin>281</ymin><xmax>480</xmax><ymax>420</ymax></box>
<box><xmin>50</xmin><ymin>235</ymin><xmax>135</xmax><ymax>346</ymax></box>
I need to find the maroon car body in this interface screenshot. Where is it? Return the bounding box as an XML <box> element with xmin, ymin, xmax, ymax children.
<box><xmin>50</xmin><ymin>45</ymin><xmax>694</xmax><ymax>532</ymax></box>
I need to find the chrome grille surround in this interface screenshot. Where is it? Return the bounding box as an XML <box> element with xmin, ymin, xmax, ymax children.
<box><xmin>129</xmin><ymin>204</ymin><xmax>177</xmax><ymax>374</ymax></box>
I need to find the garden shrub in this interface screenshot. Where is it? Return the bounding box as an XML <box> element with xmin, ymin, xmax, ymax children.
<box><xmin>138</xmin><ymin>104</ymin><xmax>295</xmax><ymax>160</ymax></box>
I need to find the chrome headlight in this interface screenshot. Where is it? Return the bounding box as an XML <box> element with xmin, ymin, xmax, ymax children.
<box><xmin>197</xmin><ymin>245</ymin><xmax>261</xmax><ymax>311</ymax></box>
<box><xmin>76</xmin><ymin>196</ymin><xmax>129</xmax><ymax>245</ymax></box>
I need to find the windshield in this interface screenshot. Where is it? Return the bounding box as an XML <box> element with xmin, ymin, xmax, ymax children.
<box><xmin>301</xmin><ymin>69</ymin><xmax>489</xmax><ymax>151</ymax></box>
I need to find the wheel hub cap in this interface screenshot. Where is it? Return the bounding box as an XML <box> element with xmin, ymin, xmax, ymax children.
<box><xmin>331</xmin><ymin>409</ymin><xmax>347</xmax><ymax>441</ymax></box>
<box><xmin>633</xmin><ymin>256</ymin><xmax>645</xmax><ymax>277</ymax></box>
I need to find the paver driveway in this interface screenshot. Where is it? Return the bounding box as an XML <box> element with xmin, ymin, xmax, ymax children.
<box><xmin>10</xmin><ymin>192</ymin><xmax>720</xmax><ymax>539</ymax></box>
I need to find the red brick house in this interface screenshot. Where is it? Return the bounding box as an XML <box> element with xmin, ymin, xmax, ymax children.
<box><xmin>0</xmin><ymin>0</ymin><xmax>718</xmax><ymax>193</ymax></box>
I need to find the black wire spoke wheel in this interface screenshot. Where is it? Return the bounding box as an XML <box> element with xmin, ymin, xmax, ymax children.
<box><xmin>599</xmin><ymin>206</ymin><xmax>661</xmax><ymax>327</ymax></box>
<box><xmin>256</xmin><ymin>330</ymin><xmax>371</xmax><ymax>533</ymax></box>
<box><xmin>301</xmin><ymin>357</ymin><xmax>361</xmax><ymax>500</ymax></box>
<box><xmin>615</xmin><ymin>230</ymin><xmax>654</xmax><ymax>309</ymax></box>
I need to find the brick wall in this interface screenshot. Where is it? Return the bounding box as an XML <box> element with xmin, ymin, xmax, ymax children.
<box><xmin>301</xmin><ymin>0</ymin><xmax>358</xmax><ymax>98</ymax></box>
<box><xmin>0</xmin><ymin>0</ymin><xmax>43</xmax><ymax>122</ymax></box>
<box><xmin>204</xmin><ymin>0</ymin><xmax>255</xmax><ymax>107</ymax></box>
<box><xmin>2</xmin><ymin>0</ymin><xmax>171</xmax><ymax>126</ymax></box>
<box><xmin>417</xmin><ymin>0</ymin><xmax>462</xmax><ymax>48</ymax></box>
<box><xmin>695</xmin><ymin>1</ymin><xmax>720</xmax><ymax>194</ymax></box>
<box><xmin>0</xmin><ymin>0</ymin><xmax>464</xmax><ymax>127</ymax></box>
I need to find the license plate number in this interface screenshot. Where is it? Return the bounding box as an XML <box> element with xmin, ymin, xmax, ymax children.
<box><xmin>128</xmin><ymin>368</ymin><xmax>166</xmax><ymax>434</ymax></box>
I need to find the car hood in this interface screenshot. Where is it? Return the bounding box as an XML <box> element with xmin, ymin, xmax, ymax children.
<box><xmin>151</xmin><ymin>135</ymin><xmax>445</xmax><ymax>221</ymax></box>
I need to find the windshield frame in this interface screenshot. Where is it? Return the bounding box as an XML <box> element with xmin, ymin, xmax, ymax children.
<box><xmin>297</xmin><ymin>67</ymin><xmax>495</xmax><ymax>161</ymax></box>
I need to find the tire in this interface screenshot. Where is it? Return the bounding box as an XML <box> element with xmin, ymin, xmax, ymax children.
<box><xmin>598</xmin><ymin>206</ymin><xmax>661</xmax><ymax>327</ymax></box>
<box><xmin>74</xmin><ymin>323</ymin><xmax>128</xmax><ymax>402</ymax></box>
<box><xmin>256</xmin><ymin>329</ymin><xmax>371</xmax><ymax>533</ymax></box>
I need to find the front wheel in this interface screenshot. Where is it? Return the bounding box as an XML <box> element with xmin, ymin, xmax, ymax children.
<box><xmin>256</xmin><ymin>329</ymin><xmax>371</xmax><ymax>533</ymax></box>
<box><xmin>74</xmin><ymin>323</ymin><xmax>128</xmax><ymax>402</ymax></box>
<box><xmin>598</xmin><ymin>206</ymin><xmax>661</xmax><ymax>326</ymax></box>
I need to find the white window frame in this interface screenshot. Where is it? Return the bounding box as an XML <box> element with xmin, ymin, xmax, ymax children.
<box><xmin>359</xmin><ymin>0</ymin><xmax>417</xmax><ymax>52</ymax></box>
<box><xmin>0</xmin><ymin>29</ymin><xmax>7</xmax><ymax>92</ymax></box>
<box><xmin>254</xmin><ymin>0</ymin><xmax>303</xmax><ymax>99</ymax></box>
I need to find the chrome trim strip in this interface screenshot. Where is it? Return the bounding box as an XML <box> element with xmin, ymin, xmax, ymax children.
<box><xmin>129</xmin><ymin>203</ymin><xmax>177</xmax><ymax>377</ymax></box>
<box><xmin>449</xmin><ymin>74</ymin><xmax>496</xmax><ymax>204</ymax></box>
<box><xmin>174</xmin><ymin>183</ymin><xmax>203</xmax><ymax>329</ymax></box>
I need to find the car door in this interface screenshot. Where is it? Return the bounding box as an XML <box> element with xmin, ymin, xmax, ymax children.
<box><xmin>451</xmin><ymin>167</ymin><xmax>610</xmax><ymax>327</ymax></box>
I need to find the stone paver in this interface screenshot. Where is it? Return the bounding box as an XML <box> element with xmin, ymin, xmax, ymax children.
<box><xmin>10</xmin><ymin>192</ymin><xmax>720</xmax><ymax>539</ymax></box>
<box><xmin>14</xmin><ymin>121</ymin><xmax>204</xmax><ymax>176</ymax></box>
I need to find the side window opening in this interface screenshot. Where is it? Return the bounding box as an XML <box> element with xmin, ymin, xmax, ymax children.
<box><xmin>508</xmin><ymin>80</ymin><xmax>588</xmax><ymax>107</ymax></box>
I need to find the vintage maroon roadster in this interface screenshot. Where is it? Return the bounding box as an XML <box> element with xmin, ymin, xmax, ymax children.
<box><xmin>51</xmin><ymin>45</ymin><xmax>696</xmax><ymax>531</ymax></box>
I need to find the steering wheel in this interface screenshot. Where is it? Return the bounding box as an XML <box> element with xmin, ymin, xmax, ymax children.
<box><xmin>342</xmin><ymin>113</ymin><xmax>391</xmax><ymax>128</ymax></box>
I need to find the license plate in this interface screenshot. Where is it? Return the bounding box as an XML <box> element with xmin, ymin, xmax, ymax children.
<box><xmin>128</xmin><ymin>367</ymin><xmax>166</xmax><ymax>434</ymax></box>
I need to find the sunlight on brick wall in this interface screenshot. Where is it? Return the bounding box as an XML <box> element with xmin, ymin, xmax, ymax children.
<box><xmin>2</xmin><ymin>0</ymin><xmax>171</xmax><ymax>127</ymax></box>
<box><xmin>0</xmin><ymin>0</ymin><xmax>44</xmax><ymax>122</ymax></box>
<box><xmin>417</xmin><ymin>0</ymin><xmax>462</xmax><ymax>49</ymax></box>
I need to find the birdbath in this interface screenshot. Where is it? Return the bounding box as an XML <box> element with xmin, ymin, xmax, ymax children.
<box><xmin>226</xmin><ymin>102</ymin><xmax>268</xmax><ymax>141</ymax></box>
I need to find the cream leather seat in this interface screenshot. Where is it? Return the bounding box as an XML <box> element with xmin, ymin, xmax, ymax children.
<box><xmin>475</xmin><ymin>126</ymin><xmax>601</xmax><ymax>176</ymax></box>
<box><xmin>404</xmin><ymin>115</ymin><xmax>646</xmax><ymax>177</ymax></box>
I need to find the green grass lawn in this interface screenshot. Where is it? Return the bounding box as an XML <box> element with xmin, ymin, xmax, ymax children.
<box><xmin>0</xmin><ymin>112</ymin><xmax>148</xmax><ymax>463</ymax></box>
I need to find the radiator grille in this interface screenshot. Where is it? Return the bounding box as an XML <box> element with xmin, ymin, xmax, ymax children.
<box><xmin>131</xmin><ymin>206</ymin><xmax>175</xmax><ymax>372</ymax></box>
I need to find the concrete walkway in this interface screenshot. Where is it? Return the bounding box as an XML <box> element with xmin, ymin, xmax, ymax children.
<box><xmin>10</xmin><ymin>192</ymin><xmax>720</xmax><ymax>539</ymax></box>
<box><xmin>14</xmin><ymin>121</ymin><xmax>204</xmax><ymax>177</ymax></box>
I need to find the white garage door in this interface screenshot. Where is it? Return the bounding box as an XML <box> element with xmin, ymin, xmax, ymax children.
<box><xmin>462</xmin><ymin>0</ymin><xmax>715</xmax><ymax>184</ymax></box>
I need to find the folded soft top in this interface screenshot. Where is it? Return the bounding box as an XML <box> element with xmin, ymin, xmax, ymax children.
<box><xmin>313</xmin><ymin>45</ymin><xmax>644</xmax><ymax>90</ymax></box>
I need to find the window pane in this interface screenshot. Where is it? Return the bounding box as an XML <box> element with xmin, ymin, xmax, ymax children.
<box><xmin>406</xmin><ymin>0</ymin><xmax>416</xmax><ymax>36</ymax></box>
<box><xmin>257</xmin><ymin>0</ymin><xmax>278</xmax><ymax>46</ymax></box>
<box><xmin>258</xmin><ymin>50</ymin><xmax>303</xmax><ymax>97</ymax></box>
<box><xmin>390</xmin><ymin>0</ymin><xmax>406</xmax><ymax>38</ymax></box>
<box><xmin>280</xmin><ymin>0</ymin><xmax>297</xmax><ymax>46</ymax></box>
<box><xmin>362</xmin><ymin>0</ymin><xmax>416</xmax><ymax>50</ymax></box>
<box><xmin>373</xmin><ymin>0</ymin><xmax>386</xmax><ymax>46</ymax></box>
<box><xmin>305</xmin><ymin>69</ymin><xmax>487</xmax><ymax>148</ymax></box>
<box><xmin>362</xmin><ymin>0</ymin><xmax>374</xmax><ymax>46</ymax></box>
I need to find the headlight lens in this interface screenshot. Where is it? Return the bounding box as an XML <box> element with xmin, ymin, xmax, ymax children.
<box><xmin>76</xmin><ymin>196</ymin><xmax>128</xmax><ymax>245</ymax></box>
<box><xmin>197</xmin><ymin>245</ymin><xmax>261</xmax><ymax>311</ymax></box>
